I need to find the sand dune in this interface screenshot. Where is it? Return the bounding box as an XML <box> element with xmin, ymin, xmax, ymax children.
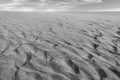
<box><xmin>0</xmin><ymin>12</ymin><xmax>120</xmax><ymax>80</ymax></box>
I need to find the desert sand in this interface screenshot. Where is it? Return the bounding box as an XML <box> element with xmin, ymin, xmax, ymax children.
<box><xmin>0</xmin><ymin>11</ymin><xmax>120</xmax><ymax>80</ymax></box>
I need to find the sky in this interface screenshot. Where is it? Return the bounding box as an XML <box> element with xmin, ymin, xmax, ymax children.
<box><xmin>0</xmin><ymin>0</ymin><xmax>120</xmax><ymax>12</ymax></box>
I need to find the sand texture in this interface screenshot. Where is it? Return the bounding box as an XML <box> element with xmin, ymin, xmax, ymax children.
<box><xmin>0</xmin><ymin>12</ymin><xmax>120</xmax><ymax>80</ymax></box>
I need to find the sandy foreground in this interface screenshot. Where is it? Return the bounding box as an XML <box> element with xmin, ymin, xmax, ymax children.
<box><xmin>0</xmin><ymin>11</ymin><xmax>120</xmax><ymax>80</ymax></box>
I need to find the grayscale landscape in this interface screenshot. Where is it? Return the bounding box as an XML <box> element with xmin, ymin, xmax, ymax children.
<box><xmin>0</xmin><ymin>11</ymin><xmax>120</xmax><ymax>80</ymax></box>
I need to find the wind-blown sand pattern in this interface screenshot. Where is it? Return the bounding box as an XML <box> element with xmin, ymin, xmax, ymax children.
<box><xmin>0</xmin><ymin>12</ymin><xmax>120</xmax><ymax>80</ymax></box>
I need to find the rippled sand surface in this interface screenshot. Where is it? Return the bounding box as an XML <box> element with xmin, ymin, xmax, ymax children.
<box><xmin>0</xmin><ymin>12</ymin><xmax>120</xmax><ymax>80</ymax></box>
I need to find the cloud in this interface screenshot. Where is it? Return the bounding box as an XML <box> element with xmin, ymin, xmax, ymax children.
<box><xmin>0</xmin><ymin>0</ymin><xmax>73</xmax><ymax>12</ymax></box>
<box><xmin>1</xmin><ymin>0</ymin><xmax>120</xmax><ymax>12</ymax></box>
<box><xmin>90</xmin><ymin>8</ymin><xmax>120</xmax><ymax>12</ymax></box>
<box><xmin>82</xmin><ymin>0</ymin><xmax>102</xmax><ymax>3</ymax></box>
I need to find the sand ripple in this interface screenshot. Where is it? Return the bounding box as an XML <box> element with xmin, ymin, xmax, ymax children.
<box><xmin>0</xmin><ymin>12</ymin><xmax>120</xmax><ymax>80</ymax></box>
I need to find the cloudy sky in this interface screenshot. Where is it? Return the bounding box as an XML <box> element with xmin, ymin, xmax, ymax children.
<box><xmin>0</xmin><ymin>0</ymin><xmax>120</xmax><ymax>12</ymax></box>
